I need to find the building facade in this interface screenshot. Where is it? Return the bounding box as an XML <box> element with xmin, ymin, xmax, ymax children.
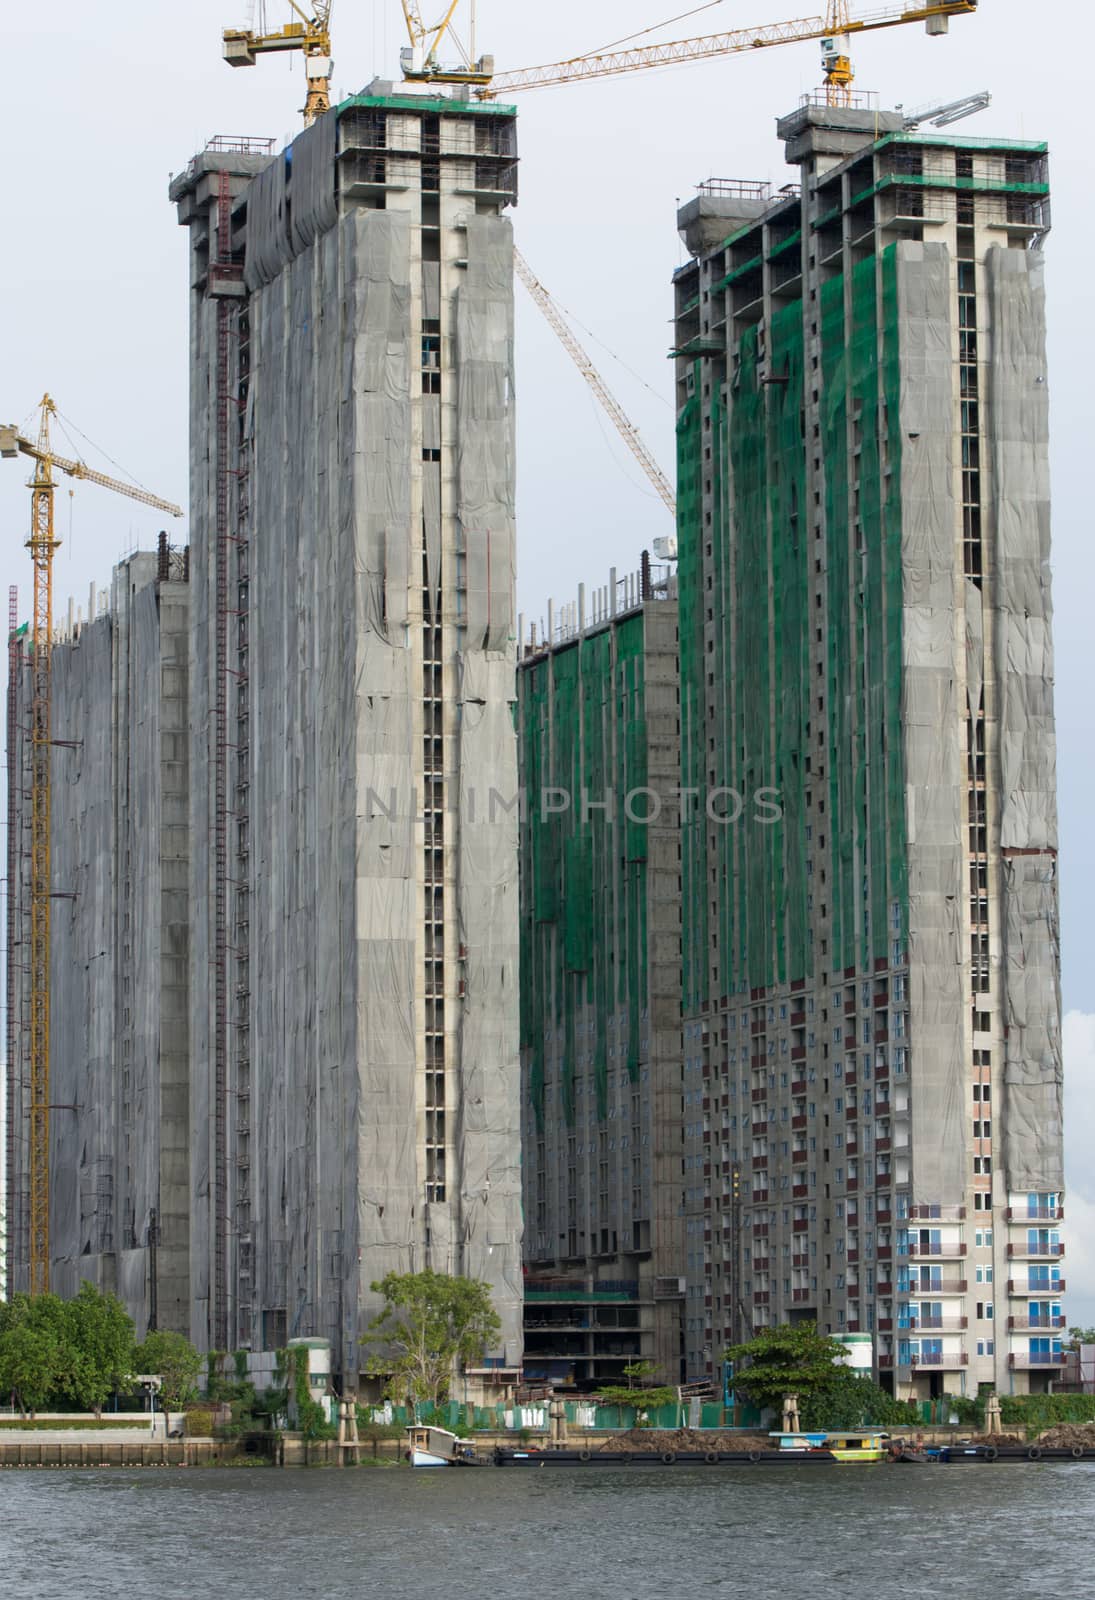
<box><xmin>673</xmin><ymin>102</ymin><xmax>1062</xmax><ymax>1397</ymax></box>
<box><xmin>168</xmin><ymin>82</ymin><xmax>523</xmax><ymax>1378</ymax></box>
<box><xmin>6</xmin><ymin>548</ymin><xmax>192</xmax><ymax>1331</ymax></box>
<box><xmin>518</xmin><ymin>567</ymin><xmax>685</xmax><ymax>1388</ymax></box>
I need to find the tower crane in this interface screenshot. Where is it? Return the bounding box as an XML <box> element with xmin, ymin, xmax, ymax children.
<box><xmin>402</xmin><ymin>1</ymin><xmax>978</xmax><ymax>106</ymax></box>
<box><xmin>515</xmin><ymin>251</ymin><xmax>675</xmax><ymax>519</ymax></box>
<box><xmin>223</xmin><ymin>2</ymin><xmax>335</xmax><ymax>125</ymax></box>
<box><xmin>0</xmin><ymin>396</ymin><xmax>182</xmax><ymax>1296</ymax></box>
<box><xmin>225</xmin><ymin>2</ymin><xmax>978</xmax><ymax>123</ymax></box>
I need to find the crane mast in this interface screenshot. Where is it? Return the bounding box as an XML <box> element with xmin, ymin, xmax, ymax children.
<box><xmin>1</xmin><ymin>396</ymin><xmax>181</xmax><ymax>1295</ymax></box>
<box><xmin>26</xmin><ymin>402</ymin><xmax>57</xmax><ymax>1298</ymax></box>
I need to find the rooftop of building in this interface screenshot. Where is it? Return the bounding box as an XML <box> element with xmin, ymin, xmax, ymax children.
<box><xmin>675</xmin><ymin>95</ymin><xmax>1049</xmax><ymax>265</ymax></box>
<box><xmin>518</xmin><ymin>554</ymin><xmax>677</xmax><ymax>665</ymax></box>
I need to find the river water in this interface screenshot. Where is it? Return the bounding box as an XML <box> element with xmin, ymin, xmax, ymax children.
<box><xmin>3</xmin><ymin>1461</ymin><xmax>1093</xmax><ymax>1599</ymax></box>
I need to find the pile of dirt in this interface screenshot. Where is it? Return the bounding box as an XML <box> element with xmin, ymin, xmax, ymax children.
<box><xmin>598</xmin><ymin>1428</ymin><xmax>771</xmax><ymax>1454</ymax></box>
<box><xmin>1036</xmin><ymin>1422</ymin><xmax>1095</xmax><ymax>1449</ymax></box>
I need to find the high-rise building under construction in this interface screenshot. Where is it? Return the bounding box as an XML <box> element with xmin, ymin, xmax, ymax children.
<box><xmin>673</xmin><ymin>101</ymin><xmax>1062</xmax><ymax>1397</ymax></box>
<box><xmin>165</xmin><ymin>83</ymin><xmax>524</xmax><ymax>1376</ymax></box>
<box><xmin>517</xmin><ymin>566</ymin><xmax>685</xmax><ymax>1387</ymax></box>
<box><xmin>4</xmin><ymin>83</ymin><xmax>526</xmax><ymax>1372</ymax></box>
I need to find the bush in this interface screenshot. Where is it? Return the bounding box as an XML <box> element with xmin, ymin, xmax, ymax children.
<box><xmin>0</xmin><ymin>1417</ymin><xmax>149</xmax><ymax>1431</ymax></box>
<box><xmin>999</xmin><ymin>1393</ymin><xmax>1095</xmax><ymax>1435</ymax></box>
<box><xmin>944</xmin><ymin>1395</ymin><xmax>983</xmax><ymax>1426</ymax></box>
<box><xmin>185</xmin><ymin>1408</ymin><xmax>214</xmax><ymax>1438</ymax></box>
<box><xmin>800</xmin><ymin>1373</ymin><xmax>914</xmax><ymax>1431</ymax></box>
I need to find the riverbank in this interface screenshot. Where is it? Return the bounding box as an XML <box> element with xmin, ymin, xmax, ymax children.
<box><xmin>7</xmin><ymin>1420</ymin><xmax>1095</xmax><ymax>1470</ymax></box>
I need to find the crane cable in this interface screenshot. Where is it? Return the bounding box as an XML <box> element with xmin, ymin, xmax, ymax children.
<box><xmin>580</xmin><ymin>1</ymin><xmax>730</xmax><ymax>60</ymax></box>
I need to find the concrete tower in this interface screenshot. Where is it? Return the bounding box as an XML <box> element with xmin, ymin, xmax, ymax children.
<box><xmin>169</xmin><ymin>82</ymin><xmax>523</xmax><ymax>1379</ymax></box>
<box><xmin>674</xmin><ymin>102</ymin><xmax>1061</xmax><ymax>1398</ymax></box>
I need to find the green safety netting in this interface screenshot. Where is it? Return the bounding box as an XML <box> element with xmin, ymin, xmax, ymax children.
<box><xmin>518</xmin><ymin>613</ymin><xmax>652</xmax><ymax>1130</ymax></box>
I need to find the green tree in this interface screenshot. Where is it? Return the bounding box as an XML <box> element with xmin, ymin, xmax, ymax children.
<box><xmin>724</xmin><ymin>1323</ymin><xmax>849</xmax><ymax>1417</ymax></box>
<box><xmin>134</xmin><ymin>1330</ymin><xmax>203</xmax><ymax>1410</ymax></box>
<box><xmin>366</xmin><ymin>1270</ymin><xmax>502</xmax><ymax>1410</ymax></box>
<box><xmin>597</xmin><ymin>1383</ymin><xmax>679</xmax><ymax>1421</ymax></box>
<box><xmin>1068</xmin><ymin>1326</ymin><xmax>1095</xmax><ymax>1348</ymax></box>
<box><xmin>0</xmin><ymin>1316</ymin><xmax>64</xmax><ymax>1417</ymax></box>
<box><xmin>66</xmin><ymin>1283</ymin><xmax>136</xmax><ymax>1415</ymax></box>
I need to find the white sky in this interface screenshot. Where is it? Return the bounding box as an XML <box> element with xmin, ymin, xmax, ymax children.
<box><xmin>1</xmin><ymin>1</ymin><xmax>1092</xmax><ymax>1321</ymax></box>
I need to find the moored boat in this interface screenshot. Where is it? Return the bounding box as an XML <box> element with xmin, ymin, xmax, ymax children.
<box><xmin>407</xmin><ymin>1425</ymin><xmax>479</xmax><ymax>1466</ymax></box>
<box><xmin>768</xmin><ymin>1429</ymin><xmax>888</xmax><ymax>1462</ymax></box>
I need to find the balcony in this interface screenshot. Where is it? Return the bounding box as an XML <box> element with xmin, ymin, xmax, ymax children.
<box><xmin>877</xmin><ymin>1318</ymin><xmax>893</xmax><ymax>1332</ymax></box>
<box><xmin>914</xmin><ymin>1279</ymin><xmax>967</xmax><ymax>1296</ymax></box>
<box><xmin>792</xmin><ymin>1218</ymin><xmax>810</xmax><ymax>1234</ymax></box>
<box><xmin>792</xmin><ymin>1114</ymin><xmax>808</xmax><ymax>1130</ymax></box>
<box><xmin>791</xmin><ymin>1079</ymin><xmax>807</xmax><ymax>1096</ymax></box>
<box><xmin>845</xmin><ymin>1102</ymin><xmax>858</xmax><ymax>1119</ymax></box>
<box><xmin>1009</xmin><ymin>1351</ymin><xmax>1066</xmax><ymax>1369</ymax></box>
<box><xmin>752</xmin><ymin>1120</ymin><xmax>769</xmax><ymax>1136</ymax></box>
<box><xmin>1006</xmin><ymin>1241</ymin><xmax>1064</xmax><ymax>1259</ymax></box>
<box><xmin>1008</xmin><ymin>1315</ymin><xmax>1066</xmax><ymax>1331</ymax></box>
<box><xmin>1006</xmin><ymin>1206</ymin><xmax>1064</xmax><ymax>1222</ymax></box>
<box><xmin>911</xmin><ymin>1352</ymin><xmax>969</xmax><ymax>1368</ymax></box>
<box><xmin>908</xmin><ymin>1205</ymin><xmax>966</xmax><ymax>1221</ymax></box>
<box><xmin>1009</xmin><ymin>1278</ymin><xmax>1065</xmax><ymax>1296</ymax></box>
<box><xmin>752</xmin><ymin>1156</ymin><xmax>768</xmax><ymax>1170</ymax></box>
<box><xmin>909</xmin><ymin>1316</ymin><xmax>968</xmax><ymax>1331</ymax></box>
<box><xmin>792</xmin><ymin>1149</ymin><xmax>808</xmax><ymax>1166</ymax></box>
<box><xmin>904</xmin><ymin>1242</ymin><xmax>966</xmax><ymax>1259</ymax></box>
<box><xmin>792</xmin><ymin>1288</ymin><xmax>815</xmax><ymax>1304</ymax></box>
<box><xmin>791</xmin><ymin>1045</ymin><xmax>806</xmax><ymax>1062</ymax></box>
<box><xmin>792</xmin><ymin>1182</ymin><xmax>809</xmax><ymax>1198</ymax></box>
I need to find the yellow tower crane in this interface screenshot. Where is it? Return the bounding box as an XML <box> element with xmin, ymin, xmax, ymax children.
<box><xmin>0</xmin><ymin>396</ymin><xmax>183</xmax><ymax>1296</ymax></box>
<box><xmin>400</xmin><ymin>1</ymin><xmax>978</xmax><ymax>105</ymax></box>
<box><xmin>224</xmin><ymin>1</ymin><xmax>335</xmax><ymax>125</ymax></box>
<box><xmin>226</xmin><ymin>2</ymin><xmax>976</xmax><ymax>123</ymax></box>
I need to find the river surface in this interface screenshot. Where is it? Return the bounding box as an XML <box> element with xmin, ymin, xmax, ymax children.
<box><xmin>3</xmin><ymin>1461</ymin><xmax>1093</xmax><ymax>1599</ymax></box>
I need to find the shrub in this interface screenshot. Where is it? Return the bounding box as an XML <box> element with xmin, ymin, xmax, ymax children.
<box><xmin>185</xmin><ymin>1408</ymin><xmax>214</xmax><ymax>1438</ymax></box>
<box><xmin>999</xmin><ymin>1393</ymin><xmax>1095</xmax><ymax>1435</ymax></box>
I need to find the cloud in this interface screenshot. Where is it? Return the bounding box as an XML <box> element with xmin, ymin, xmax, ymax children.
<box><xmin>1064</xmin><ymin>1010</ymin><xmax>1095</xmax><ymax>1330</ymax></box>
